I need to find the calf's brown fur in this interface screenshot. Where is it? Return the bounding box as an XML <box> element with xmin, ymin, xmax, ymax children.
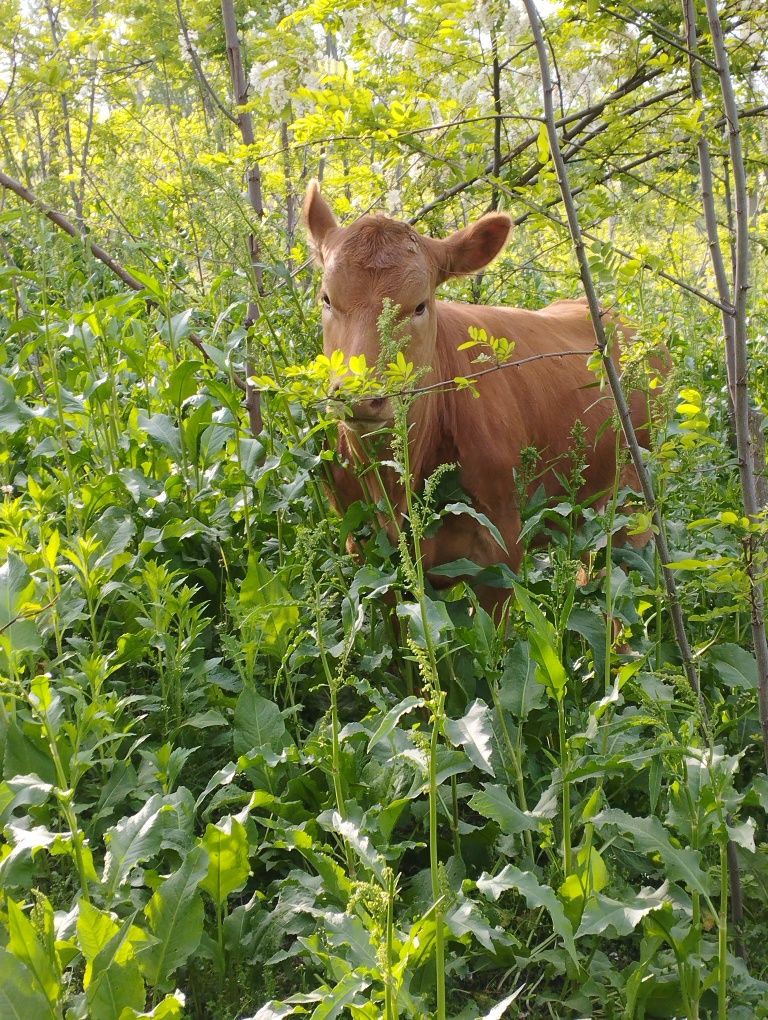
<box><xmin>304</xmin><ymin>182</ymin><xmax>650</xmax><ymax>602</ymax></box>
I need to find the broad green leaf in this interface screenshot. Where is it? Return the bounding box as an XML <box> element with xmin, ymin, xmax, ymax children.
<box><xmin>77</xmin><ymin>899</ymin><xmax>121</xmax><ymax>967</ymax></box>
<box><xmin>310</xmin><ymin>971</ymin><xmax>370</xmax><ymax>1020</ymax></box>
<box><xmin>367</xmin><ymin>695</ymin><xmax>425</xmax><ymax>751</ymax></box>
<box><xmin>199</xmin><ymin>816</ymin><xmax>250</xmax><ymax>905</ymax></box>
<box><xmin>6</xmin><ymin>897</ymin><xmax>59</xmax><ymax>1009</ymax></box>
<box><xmin>577</xmin><ymin>882</ymin><xmax>670</xmax><ymax>938</ymax></box>
<box><xmin>137</xmin><ymin>411</ymin><xmax>181</xmax><ymax>459</ymax></box>
<box><xmin>444</xmin><ymin>699</ymin><xmax>495</xmax><ymax>776</ymax></box>
<box><xmin>446</xmin><ymin>897</ymin><xmax>503</xmax><ymax>951</ymax></box>
<box><xmin>0</xmin><ymin>949</ymin><xmax>53</xmax><ymax>1019</ymax></box>
<box><xmin>513</xmin><ymin>584</ymin><xmax>568</xmax><ymax>700</ymax></box>
<box><xmin>498</xmin><ymin>641</ymin><xmax>546</xmax><ymax>718</ymax></box>
<box><xmin>0</xmin><ymin>377</ymin><xmax>33</xmax><ymax>434</ymax></box>
<box><xmin>233</xmin><ymin>688</ymin><xmax>288</xmax><ymax>757</ymax></box>
<box><xmin>87</xmin><ymin>918</ymin><xmax>145</xmax><ymax>1020</ymax></box>
<box><xmin>559</xmin><ymin>846</ymin><xmax>609</xmax><ymax>906</ymax></box>
<box><xmin>442</xmin><ymin>502</ymin><xmax>508</xmax><ymax>553</ymax></box>
<box><xmin>0</xmin><ymin>773</ymin><xmax>53</xmax><ymax>824</ymax></box>
<box><xmin>567</xmin><ymin>606</ymin><xmax>606</xmax><ymax>681</ymax></box>
<box><xmin>468</xmin><ymin>784</ymin><xmax>539</xmax><ymax>834</ymax></box>
<box><xmin>476</xmin><ymin>865</ymin><xmax>577</xmax><ymax>963</ymax></box>
<box><xmin>239</xmin><ymin>557</ymin><xmax>299</xmax><ymax>654</ymax></box>
<box><xmin>709</xmin><ymin>643</ymin><xmax>758</xmax><ymax>689</ymax></box>
<box><xmin>142</xmin><ymin>846</ymin><xmax>208</xmax><ymax>985</ymax></box>
<box><xmin>0</xmin><ymin>552</ymin><xmax>41</xmax><ymax>652</ymax></box>
<box><xmin>118</xmin><ymin>990</ymin><xmax>186</xmax><ymax>1018</ymax></box>
<box><xmin>102</xmin><ymin>792</ymin><xmax>193</xmax><ymax>898</ymax></box>
<box><xmin>727</xmin><ymin>818</ymin><xmax>756</xmax><ymax>852</ymax></box>
<box><xmin>396</xmin><ymin>596</ymin><xmax>454</xmax><ymax>648</ymax></box>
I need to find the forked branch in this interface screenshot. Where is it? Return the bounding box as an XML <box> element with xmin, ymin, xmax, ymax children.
<box><xmin>521</xmin><ymin>0</ymin><xmax>704</xmax><ymax>706</ymax></box>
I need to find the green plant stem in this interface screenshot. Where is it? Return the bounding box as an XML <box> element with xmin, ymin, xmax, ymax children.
<box><xmin>395</xmin><ymin>403</ymin><xmax>446</xmax><ymax>1020</ymax></box>
<box><xmin>429</xmin><ymin>695</ymin><xmax>446</xmax><ymax>1020</ymax></box>
<box><xmin>38</xmin><ymin>706</ymin><xmax>90</xmax><ymax>902</ymax></box>
<box><xmin>385</xmin><ymin>870</ymin><xmax>398</xmax><ymax>1020</ymax></box>
<box><xmin>718</xmin><ymin>839</ymin><xmax>728</xmax><ymax>1020</ymax></box>
<box><xmin>488</xmin><ymin>679</ymin><xmax>534</xmax><ymax>863</ymax></box>
<box><xmin>314</xmin><ymin>590</ymin><xmax>348</xmax><ymax>824</ymax></box>
<box><xmin>557</xmin><ymin>696</ymin><xmax>572</xmax><ymax>876</ymax></box>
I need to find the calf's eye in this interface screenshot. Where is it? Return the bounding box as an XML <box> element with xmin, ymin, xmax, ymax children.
<box><xmin>414</xmin><ymin>302</ymin><xmax>427</xmax><ymax>316</ymax></box>
<box><xmin>321</xmin><ymin>293</ymin><xmax>332</xmax><ymax>309</ymax></box>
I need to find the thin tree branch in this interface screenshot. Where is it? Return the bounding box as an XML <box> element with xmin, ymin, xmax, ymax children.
<box><xmin>703</xmin><ymin>0</ymin><xmax>768</xmax><ymax>771</ymax></box>
<box><xmin>221</xmin><ymin>0</ymin><xmax>264</xmax><ymax>434</ymax></box>
<box><xmin>409</xmin><ymin>64</ymin><xmax>667</xmax><ymax>223</ymax></box>
<box><xmin>176</xmin><ymin>0</ymin><xmax>238</xmax><ymax>125</ymax></box>
<box><xmin>522</xmin><ymin>0</ymin><xmax>704</xmax><ymax>706</ymax></box>
<box><xmin>606</xmin><ymin>3</ymin><xmax>720</xmax><ymax>72</ymax></box>
<box><xmin>507</xmin><ymin>185</ymin><xmax>732</xmax><ymax>313</ymax></box>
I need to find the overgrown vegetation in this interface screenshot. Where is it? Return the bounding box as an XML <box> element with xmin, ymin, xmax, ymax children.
<box><xmin>0</xmin><ymin>1</ymin><xmax>767</xmax><ymax>1018</ymax></box>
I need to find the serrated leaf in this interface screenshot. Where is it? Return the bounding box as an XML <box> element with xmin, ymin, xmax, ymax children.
<box><xmin>143</xmin><ymin>846</ymin><xmax>208</xmax><ymax>985</ymax></box>
<box><xmin>476</xmin><ymin>865</ymin><xmax>577</xmax><ymax>963</ymax></box>
<box><xmin>444</xmin><ymin>699</ymin><xmax>495</xmax><ymax>776</ymax></box>
<box><xmin>468</xmin><ymin>783</ymin><xmax>539</xmax><ymax>834</ymax></box>
<box><xmin>577</xmin><ymin>882</ymin><xmax>670</xmax><ymax>937</ymax></box>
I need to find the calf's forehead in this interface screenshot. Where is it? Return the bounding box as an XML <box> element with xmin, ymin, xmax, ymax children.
<box><xmin>322</xmin><ymin>216</ymin><xmax>435</xmax><ymax>308</ymax></box>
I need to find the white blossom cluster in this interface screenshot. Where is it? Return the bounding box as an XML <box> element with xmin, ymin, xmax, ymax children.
<box><xmin>250</xmin><ymin>60</ymin><xmax>293</xmax><ymax>115</ymax></box>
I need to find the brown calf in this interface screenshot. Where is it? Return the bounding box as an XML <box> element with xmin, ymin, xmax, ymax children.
<box><xmin>304</xmin><ymin>182</ymin><xmax>650</xmax><ymax>600</ymax></box>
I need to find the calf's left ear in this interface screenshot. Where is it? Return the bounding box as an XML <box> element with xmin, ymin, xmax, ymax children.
<box><xmin>303</xmin><ymin>180</ymin><xmax>339</xmax><ymax>264</ymax></box>
<box><xmin>430</xmin><ymin>213</ymin><xmax>512</xmax><ymax>282</ymax></box>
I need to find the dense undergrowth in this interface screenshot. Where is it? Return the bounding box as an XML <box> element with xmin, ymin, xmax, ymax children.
<box><xmin>0</xmin><ymin>216</ymin><xmax>766</xmax><ymax>1020</ymax></box>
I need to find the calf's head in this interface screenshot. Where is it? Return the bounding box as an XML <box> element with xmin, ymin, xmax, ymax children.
<box><xmin>303</xmin><ymin>182</ymin><xmax>511</xmax><ymax>424</ymax></box>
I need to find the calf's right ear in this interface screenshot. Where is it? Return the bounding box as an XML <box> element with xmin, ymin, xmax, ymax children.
<box><xmin>430</xmin><ymin>212</ymin><xmax>512</xmax><ymax>282</ymax></box>
<box><xmin>303</xmin><ymin>180</ymin><xmax>338</xmax><ymax>264</ymax></box>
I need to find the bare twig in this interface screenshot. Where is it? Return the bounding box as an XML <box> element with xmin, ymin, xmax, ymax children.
<box><xmin>522</xmin><ymin>0</ymin><xmax>704</xmax><ymax>705</ymax></box>
<box><xmin>703</xmin><ymin>0</ymin><xmax>768</xmax><ymax>770</ymax></box>
<box><xmin>682</xmin><ymin>0</ymin><xmax>737</xmax><ymax>400</ymax></box>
